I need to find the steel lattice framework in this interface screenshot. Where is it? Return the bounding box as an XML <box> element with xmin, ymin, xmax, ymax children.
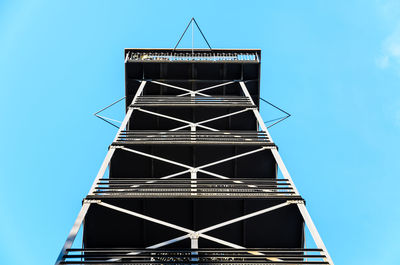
<box><xmin>55</xmin><ymin>49</ymin><xmax>334</xmax><ymax>265</ymax></box>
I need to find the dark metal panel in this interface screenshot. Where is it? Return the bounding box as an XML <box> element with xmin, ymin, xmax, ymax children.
<box><xmin>110</xmin><ymin>145</ymin><xmax>276</xmax><ymax>179</ymax></box>
<box><xmin>83</xmin><ymin>198</ymin><xmax>303</xmax><ymax>249</ymax></box>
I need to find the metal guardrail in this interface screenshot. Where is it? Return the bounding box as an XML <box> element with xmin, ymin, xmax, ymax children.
<box><xmin>61</xmin><ymin>248</ymin><xmax>328</xmax><ymax>264</ymax></box>
<box><xmin>87</xmin><ymin>178</ymin><xmax>299</xmax><ymax>198</ymax></box>
<box><xmin>126</xmin><ymin>51</ymin><xmax>259</xmax><ymax>63</ymax></box>
<box><xmin>133</xmin><ymin>96</ymin><xmax>255</xmax><ymax>107</ymax></box>
<box><xmin>114</xmin><ymin>131</ymin><xmax>272</xmax><ymax>146</ymax></box>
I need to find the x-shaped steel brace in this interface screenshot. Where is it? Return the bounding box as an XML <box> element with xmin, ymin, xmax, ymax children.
<box><xmin>94</xmin><ymin>200</ymin><xmax>301</xmax><ymax>262</ymax></box>
<box><xmin>150</xmin><ymin>80</ymin><xmax>236</xmax><ymax>97</ymax></box>
<box><xmin>132</xmin><ymin>107</ymin><xmax>252</xmax><ymax>132</ymax></box>
<box><xmin>113</xmin><ymin>146</ymin><xmax>279</xmax><ymax>194</ymax></box>
<box><xmin>118</xmin><ymin>145</ymin><xmax>268</xmax><ymax>181</ymax></box>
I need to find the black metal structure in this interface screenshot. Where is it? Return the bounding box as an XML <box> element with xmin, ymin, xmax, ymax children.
<box><xmin>55</xmin><ymin>48</ymin><xmax>334</xmax><ymax>265</ymax></box>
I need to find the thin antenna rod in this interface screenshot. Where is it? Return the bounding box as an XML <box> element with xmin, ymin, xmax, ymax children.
<box><xmin>260</xmin><ymin>97</ymin><xmax>291</xmax><ymax>116</ymax></box>
<box><xmin>173</xmin><ymin>18</ymin><xmax>212</xmax><ymax>51</ymax></box>
<box><xmin>192</xmin><ymin>18</ymin><xmax>212</xmax><ymax>50</ymax></box>
<box><xmin>174</xmin><ymin>18</ymin><xmax>193</xmax><ymax>50</ymax></box>
<box><xmin>259</xmin><ymin>97</ymin><xmax>292</xmax><ymax>128</ymax></box>
<box><xmin>192</xmin><ymin>20</ymin><xmax>194</xmax><ymax>55</ymax></box>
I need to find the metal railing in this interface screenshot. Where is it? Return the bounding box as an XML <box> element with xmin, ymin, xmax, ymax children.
<box><xmin>126</xmin><ymin>51</ymin><xmax>259</xmax><ymax>63</ymax></box>
<box><xmin>114</xmin><ymin>131</ymin><xmax>272</xmax><ymax>146</ymax></box>
<box><xmin>61</xmin><ymin>248</ymin><xmax>328</xmax><ymax>264</ymax></box>
<box><xmin>133</xmin><ymin>96</ymin><xmax>255</xmax><ymax>107</ymax></box>
<box><xmin>87</xmin><ymin>178</ymin><xmax>300</xmax><ymax>199</ymax></box>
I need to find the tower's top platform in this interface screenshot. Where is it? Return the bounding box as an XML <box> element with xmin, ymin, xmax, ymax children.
<box><xmin>125</xmin><ymin>48</ymin><xmax>260</xmax><ymax>63</ymax></box>
<box><xmin>124</xmin><ymin>49</ymin><xmax>261</xmax><ymax>109</ymax></box>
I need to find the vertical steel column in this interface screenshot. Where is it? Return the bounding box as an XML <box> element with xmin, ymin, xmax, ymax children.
<box><xmin>298</xmin><ymin>203</ymin><xmax>334</xmax><ymax>264</ymax></box>
<box><xmin>55</xmin><ymin>81</ymin><xmax>147</xmax><ymax>265</ymax></box>
<box><xmin>190</xmin><ymin>233</ymin><xmax>199</xmax><ymax>249</ymax></box>
<box><xmin>190</xmin><ymin>88</ymin><xmax>197</xmax><ymax>194</ymax></box>
<box><xmin>55</xmin><ymin>202</ymin><xmax>91</xmax><ymax>265</ymax></box>
<box><xmin>239</xmin><ymin>82</ymin><xmax>273</xmax><ymax>142</ymax></box>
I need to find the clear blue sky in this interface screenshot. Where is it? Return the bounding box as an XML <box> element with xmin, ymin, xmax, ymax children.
<box><xmin>1</xmin><ymin>0</ymin><xmax>399</xmax><ymax>264</ymax></box>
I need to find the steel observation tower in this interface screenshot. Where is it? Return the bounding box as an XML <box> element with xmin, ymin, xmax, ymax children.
<box><xmin>55</xmin><ymin>21</ymin><xmax>334</xmax><ymax>265</ymax></box>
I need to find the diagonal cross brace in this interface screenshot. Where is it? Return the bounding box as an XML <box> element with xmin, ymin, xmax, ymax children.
<box><xmin>119</xmin><ymin>146</ymin><xmax>267</xmax><ymax>180</ymax></box>
<box><xmin>134</xmin><ymin>108</ymin><xmax>218</xmax><ymax>131</ymax></box>
<box><xmin>177</xmin><ymin>81</ymin><xmax>235</xmax><ymax>97</ymax></box>
<box><xmin>170</xmin><ymin>108</ymin><xmax>251</xmax><ymax>131</ymax></box>
<box><xmin>115</xmin><ymin>146</ymin><xmax>272</xmax><ymax>192</ymax></box>
<box><xmin>96</xmin><ymin>200</ymin><xmax>293</xmax><ymax>262</ymax></box>
<box><xmin>151</xmin><ymin>81</ymin><xmax>210</xmax><ymax>97</ymax></box>
<box><xmin>133</xmin><ymin>107</ymin><xmax>252</xmax><ymax>132</ymax></box>
<box><xmin>96</xmin><ymin>200</ymin><xmax>292</xmax><ymax>248</ymax></box>
<box><xmin>98</xmin><ymin>201</ymin><xmax>193</xmax><ymax>234</ymax></box>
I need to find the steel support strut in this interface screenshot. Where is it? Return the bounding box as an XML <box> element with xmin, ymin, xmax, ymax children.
<box><xmin>239</xmin><ymin>81</ymin><xmax>334</xmax><ymax>265</ymax></box>
<box><xmin>55</xmin><ymin>202</ymin><xmax>91</xmax><ymax>265</ymax></box>
<box><xmin>298</xmin><ymin>203</ymin><xmax>334</xmax><ymax>264</ymax></box>
<box><xmin>55</xmin><ymin>81</ymin><xmax>147</xmax><ymax>265</ymax></box>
